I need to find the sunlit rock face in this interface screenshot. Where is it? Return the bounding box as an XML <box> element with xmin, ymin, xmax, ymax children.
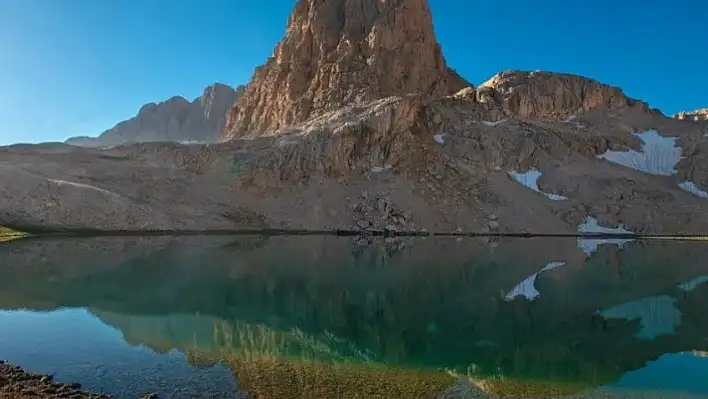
<box><xmin>221</xmin><ymin>0</ymin><xmax>467</xmax><ymax>139</ymax></box>
<box><xmin>67</xmin><ymin>84</ymin><xmax>244</xmax><ymax>147</ymax></box>
<box><xmin>674</xmin><ymin>108</ymin><xmax>708</xmax><ymax>122</ymax></box>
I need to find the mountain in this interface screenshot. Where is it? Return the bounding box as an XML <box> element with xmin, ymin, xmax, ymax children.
<box><xmin>66</xmin><ymin>83</ymin><xmax>244</xmax><ymax>147</ymax></box>
<box><xmin>674</xmin><ymin>108</ymin><xmax>708</xmax><ymax>122</ymax></box>
<box><xmin>2</xmin><ymin>0</ymin><xmax>708</xmax><ymax>235</ymax></box>
<box><xmin>222</xmin><ymin>0</ymin><xmax>467</xmax><ymax>139</ymax></box>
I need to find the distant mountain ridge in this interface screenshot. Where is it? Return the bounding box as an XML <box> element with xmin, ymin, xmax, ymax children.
<box><xmin>66</xmin><ymin>83</ymin><xmax>244</xmax><ymax>147</ymax></box>
<box><xmin>674</xmin><ymin>108</ymin><xmax>708</xmax><ymax>122</ymax></box>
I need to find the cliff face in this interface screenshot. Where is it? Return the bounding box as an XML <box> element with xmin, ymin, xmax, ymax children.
<box><xmin>221</xmin><ymin>0</ymin><xmax>467</xmax><ymax>140</ymax></box>
<box><xmin>475</xmin><ymin>70</ymin><xmax>650</xmax><ymax>119</ymax></box>
<box><xmin>67</xmin><ymin>83</ymin><xmax>244</xmax><ymax>147</ymax></box>
<box><xmin>674</xmin><ymin>108</ymin><xmax>708</xmax><ymax>121</ymax></box>
<box><xmin>3</xmin><ymin>0</ymin><xmax>708</xmax><ymax>237</ymax></box>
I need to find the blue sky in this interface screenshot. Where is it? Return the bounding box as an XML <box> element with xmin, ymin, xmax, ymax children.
<box><xmin>1</xmin><ymin>0</ymin><xmax>706</xmax><ymax>146</ymax></box>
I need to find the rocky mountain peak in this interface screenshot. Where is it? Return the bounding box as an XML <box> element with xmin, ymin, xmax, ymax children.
<box><xmin>674</xmin><ymin>108</ymin><xmax>708</xmax><ymax>121</ymax></box>
<box><xmin>475</xmin><ymin>70</ymin><xmax>650</xmax><ymax>119</ymax></box>
<box><xmin>221</xmin><ymin>0</ymin><xmax>468</xmax><ymax>140</ymax></box>
<box><xmin>66</xmin><ymin>83</ymin><xmax>243</xmax><ymax>147</ymax></box>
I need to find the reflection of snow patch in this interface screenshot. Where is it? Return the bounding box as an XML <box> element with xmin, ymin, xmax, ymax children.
<box><xmin>371</xmin><ymin>165</ymin><xmax>392</xmax><ymax>173</ymax></box>
<box><xmin>678</xmin><ymin>181</ymin><xmax>708</xmax><ymax>199</ymax></box>
<box><xmin>597</xmin><ymin>130</ymin><xmax>682</xmax><ymax>176</ymax></box>
<box><xmin>505</xmin><ymin>261</ymin><xmax>566</xmax><ymax>301</ymax></box>
<box><xmin>678</xmin><ymin>275</ymin><xmax>708</xmax><ymax>292</ymax></box>
<box><xmin>599</xmin><ymin>296</ymin><xmax>681</xmax><ymax>340</ymax></box>
<box><xmin>508</xmin><ymin>169</ymin><xmax>568</xmax><ymax>200</ymax></box>
<box><xmin>577</xmin><ymin>216</ymin><xmax>635</xmax><ymax>256</ymax></box>
<box><xmin>434</xmin><ymin>134</ymin><xmax>446</xmax><ymax>144</ymax></box>
<box><xmin>482</xmin><ymin>119</ymin><xmax>507</xmax><ymax>127</ymax></box>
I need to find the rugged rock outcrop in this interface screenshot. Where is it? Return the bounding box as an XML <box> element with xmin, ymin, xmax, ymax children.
<box><xmin>674</xmin><ymin>108</ymin><xmax>708</xmax><ymax>121</ymax></box>
<box><xmin>221</xmin><ymin>0</ymin><xmax>467</xmax><ymax>139</ymax></box>
<box><xmin>67</xmin><ymin>83</ymin><xmax>244</xmax><ymax>147</ymax></box>
<box><xmin>474</xmin><ymin>70</ymin><xmax>651</xmax><ymax>120</ymax></box>
<box><xmin>2</xmin><ymin>0</ymin><xmax>708</xmax><ymax>235</ymax></box>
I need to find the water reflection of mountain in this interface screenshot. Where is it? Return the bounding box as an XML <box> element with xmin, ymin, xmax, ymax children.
<box><xmin>1</xmin><ymin>235</ymin><xmax>708</xmax><ymax>398</ymax></box>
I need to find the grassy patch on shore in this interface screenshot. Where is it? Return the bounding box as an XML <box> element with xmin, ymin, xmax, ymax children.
<box><xmin>0</xmin><ymin>226</ymin><xmax>29</xmax><ymax>242</ymax></box>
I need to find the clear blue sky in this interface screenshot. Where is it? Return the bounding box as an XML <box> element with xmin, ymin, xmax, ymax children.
<box><xmin>1</xmin><ymin>0</ymin><xmax>706</xmax><ymax>146</ymax></box>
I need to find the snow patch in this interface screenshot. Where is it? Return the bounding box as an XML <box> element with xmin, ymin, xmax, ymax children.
<box><xmin>508</xmin><ymin>169</ymin><xmax>568</xmax><ymax>200</ymax></box>
<box><xmin>371</xmin><ymin>164</ymin><xmax>392</xmax><ymax>173</ymax></box>
<box><xmin>482</xmin><ymin>119</ymin><xmax>508</xmax><ymax>127</ymax></box>
<box><xmin>48</xmin><ymin>179</ymin><xmax>121</xmax><ymax>198</ymax></box>
<box><xmin>597</xmin><ymin>130</ymin><xmax>682</xmax><ymax>176</ymax></box>
<box><xmin>563</xmin><ymin>115</ymin><xmax>577</xmax><ymax>123</ymax></box>
<box><xmin>678</xmin><ymin>275</ymin><xmax>708</xmax><ymax>292</ymax></box>
<box><xmin>678</xmin><ymin>181</ymin><xmax>708</xmax><ymax>199</ymax></box>
<box><xmin>434</xmin><ymin>134</ymin><xmax>446</xmax><ymax>144</ymax></box>
<box><xmin>505</xmin><ymin>261</ymin><xmax>566</xmax><ymax>301</ymax></box>
<box><xmin>577</xmin><ymin>216</ymin><xmax>635</xmax><ymax>256</ymax></box>
<box><xmin>599</xmin><ymin>296</ymin><xmax>681</xmax><ymax>340</ymax></box>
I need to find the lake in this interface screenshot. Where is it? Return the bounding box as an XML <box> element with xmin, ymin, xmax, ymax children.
<box><xmin>1</xmin><ymin>235</ymin><xmax>708</xmax><ymax>398</ymax></box>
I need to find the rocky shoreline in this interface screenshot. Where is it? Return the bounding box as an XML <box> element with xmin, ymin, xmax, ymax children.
<box><xmin>0</xmin><ymin>361</ymin><xmax>159</xmax><ymax>399</ymax></box>
<box><xmin>0</xmin><ymin>361</ymin><xmax>109</xmax><ymax>398</ymax></box>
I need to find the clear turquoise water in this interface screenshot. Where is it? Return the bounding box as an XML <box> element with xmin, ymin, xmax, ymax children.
<box><xmin>1</xmin><ymin>235</ymin><xmax>708</xmax><ymax>398</ymax></box>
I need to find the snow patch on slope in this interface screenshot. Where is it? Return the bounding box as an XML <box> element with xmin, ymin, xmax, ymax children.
<box><xmin>597</xmin><ymin>130</ymin><xmax>682</xmax><ymax>176</ymax></box>
<box><xmin>434</xmin><ymin>134</ymin><xmax>446</xmax><ymax>144</ymax></box>
<box><xmin>508</xmin><ymin>169</ymin><xmax>568</xmax><ymax>200</ymax></box>
<box><xmin>482</xmin><ymin>119</ymin><xmax>508</xmax><ymax>127</ymax></box>
<box><xmin>563</xmin><ymin>115</ymin><xmax>577</xmax><ymax>123</ymax></box>
<box><xmin>371</xmin><ymin>164</ymin><xmax>392</xmax><ymax>173</ymax></box>
<box><xmin>505</xmin><ymin>261</ymin><xmax>567</xmax><ymax>301</ymax></box>
<box><xmin>599</xmin><ymin>296</ymin><xmax>681</xmax><ymax>340</ymax></box>
<box><xmin>577</xmin><ymin>216</ymin><xmax>635</xmax><ymax>256</ymax></box>
<box><xmin>678</xmin><ymin>181</ymin><xmax>708</xmax><ymax>199</ymax></box>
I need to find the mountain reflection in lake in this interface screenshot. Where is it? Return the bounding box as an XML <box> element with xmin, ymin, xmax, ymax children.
<box><xmin>1</xmin><ymin>235</ymin><xmax>708</xmax><ymax>398</ymax></box>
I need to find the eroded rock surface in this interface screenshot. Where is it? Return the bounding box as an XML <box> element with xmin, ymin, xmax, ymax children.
<box><xmin>674</xmin><ymin>108</ymin><xmax>708</xmax><ymax>122</ymax></box>
<box><xmin>221</xmin><ymin>0</ymin><xmax>467</xmax><ymax>139</ymax></box>
<box><xmin>475</xmin><ymin>70</ymin><xmax>651</xmax><ymax>120</ymax></box>
<box><xmin>67</xmin><ymin>83</ymin><xmax>244</xmax><ymax>147</ymax></box>
<box><xmin>2</xmin><ymin>0</ymin><xmax>708</xmax><ymax>234</ymax></box>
